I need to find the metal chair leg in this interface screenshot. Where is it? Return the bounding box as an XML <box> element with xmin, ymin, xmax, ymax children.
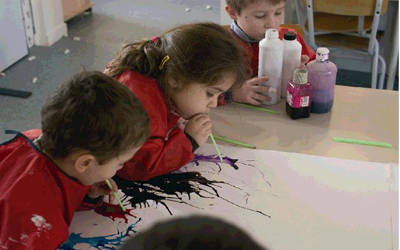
<box><xmin>371</xmin><ymin>48</ymin><xmax>378</xmax><ymax>89</ymax></box>
<box><xmin>378</xmin><ymin>55</ymin><xmax>387</xmax><ymax>89</ymax></box>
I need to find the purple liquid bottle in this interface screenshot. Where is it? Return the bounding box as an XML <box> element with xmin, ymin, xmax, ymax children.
<box><xmin>306</xmin><ymin>47</ymin><xmax>337</xmax><ymax>113</ymax></box>
<box><xmin>286</xmin><ymin>68</ymin><xmax>312</xmax><ymax>119</ymax></box>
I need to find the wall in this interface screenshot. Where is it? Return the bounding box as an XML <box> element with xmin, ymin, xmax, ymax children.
<box><xmin>31</xmin><ymin>0</ymin><xmax>67</xmax><ymax>46</ymax></box>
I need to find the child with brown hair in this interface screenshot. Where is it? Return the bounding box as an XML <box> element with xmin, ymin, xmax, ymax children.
<box><xmin>105</xmin><ymin>22</ymin><xmax>246</xmax><ymax>181</ymax></box>
<box><xmin>223</xmin><ymin>0</ymin><xmax>316</xmax><ymax>105</ymax></box>
<box><xmin>0</xmin><ymin>71</ymin><xmax>149</xmax><ymax>249</ymax></box>
<box><xmin>121</xmin><ymin>215</ymin><xmax>268</xmax><ymax>250</ymax></box>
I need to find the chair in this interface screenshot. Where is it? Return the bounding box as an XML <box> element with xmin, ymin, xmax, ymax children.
<box><xmin>280</xmin><ymin>24</ymin><xmax>304</xmax><ymax>36</ymax></box>
<box><xmin>295</xmin><ymin>0</ymin><xmax>388</xmax><ymax>89</ymax></box>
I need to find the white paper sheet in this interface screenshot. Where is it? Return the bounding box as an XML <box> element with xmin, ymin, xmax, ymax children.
<box><xmin>63</xmin><ymin>143</ymin><xmax>398</xmax><ymax>250</ymax></box>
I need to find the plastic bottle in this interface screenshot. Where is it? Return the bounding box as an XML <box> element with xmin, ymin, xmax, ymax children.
<box><xmin>281</xmin><ymin>31</ymin><xmax>302</xmax><ymax>98</ymax></box>
<box><xmin>306</xmin><ymin>47</ymin><xmax>337</xmax><ymax>113</ymax></box>
<box><xmin>286</xmin><ymin>68</ymin><xmax>312</xmax><ymax>119</ymax></box>
<box><xmin>258</xmin><ymin>29</ymin><xmax>283</xmax><ymax>105</ymax></box>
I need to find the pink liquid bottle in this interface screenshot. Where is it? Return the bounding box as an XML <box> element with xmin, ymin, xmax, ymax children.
<box><xmin>286</xmin><ymin>68</ymin><xmax>312</xmax><ymax>119</ymax></box>
<box><xmin>306</xmin><ymin>47</ymin><xmax>337</xmax><ymax>113</ymax></box>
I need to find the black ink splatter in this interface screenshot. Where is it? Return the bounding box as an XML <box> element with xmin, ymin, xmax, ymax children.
<box><xmin>114</xmin><ymin>170</ymin><xmax>270</xmax><ymax>218</ymax></box>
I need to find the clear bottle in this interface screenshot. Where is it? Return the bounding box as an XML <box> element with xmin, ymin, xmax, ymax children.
<box><xmin>281</xmin><ymin>31</ymin><xmax>302</xmax><ymax>98</ymax></box>
<box><xmin>306</xmin><ymin>47</ymin><xmax>337</xmax><ymax>113</ymax></box>
<box><xmin>258</xmin><ymin>29</ymin><xmax>283</xmax><ymax>105</ymax></box>
<box><xmin>286</xmin><ymin>68</ymin><xmax>312</xmax><ymax>119</ymax></box>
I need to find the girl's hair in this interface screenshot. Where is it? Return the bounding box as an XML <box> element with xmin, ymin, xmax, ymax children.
<box><xmin>106</xmin><ymin>22</ymin><xmax>246</xmax><ymax>98</ymax></box>
<box><xmin>40</xmin><ymin>71</ymin><xmax>149</xmax><ymax>164</ymax></box>
<box><xmin>226</xmin><ymin>0</ymin><xmax>285</xmax><ymax>14</ymax></box>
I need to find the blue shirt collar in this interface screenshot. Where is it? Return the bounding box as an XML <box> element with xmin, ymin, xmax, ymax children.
<box><xmin>230</xmin><ymin>21</ymin><xmax>259</xmax><ymax>44</ymax></box>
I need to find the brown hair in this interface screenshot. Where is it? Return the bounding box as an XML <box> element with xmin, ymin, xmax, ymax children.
<box><xmin>121</xmin><ymin>215</ymin><xmax>267</xmax><ymax>250</ymax></box>
<box><xmin>106</xmin><ymin>22</ymin><xmax>246</xmax><ymax>98</ymax></box>
<box><xmin>226</xmin><ymin>0</ymin><xmax>285</xmax><ymax>14</ymax></box>
<box><xmin>40</xmin><ymin>71</ymin><xmax>149</xmax><ymax>164</ymax></box>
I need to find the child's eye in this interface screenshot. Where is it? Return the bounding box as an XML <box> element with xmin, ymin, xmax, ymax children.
<box><xmin>275</xmin><ymin>12</ymin><xmax>282</xmax><ymax>16</ymax></box>
<box><xmin>255</xmin><ymin>15</ymin><xmax>265</xmax><ymax>19</ymax></box>
<box><xmin>206</xmin><ymin>92</ymin><xmax>214</xmax><ymax>97</ymax></box>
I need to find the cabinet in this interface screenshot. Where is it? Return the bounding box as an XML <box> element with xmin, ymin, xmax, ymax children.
<box><xmin>62</xmin><ymin>0</ymin><xmax>94</xmax><ymax>21</ymax></box>
<box><xmin>0</xmin><ymin>0</ymin><xmax>28</xmax><ymax>71</ymax></box>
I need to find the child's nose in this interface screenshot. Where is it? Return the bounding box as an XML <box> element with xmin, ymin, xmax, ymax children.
<box><xmin>208</xmin><ymin>97</ymin><xmax>218</xmax><ymax>108</ymax></box>
<box><xmin>264</xmin><ymin>16</ymin><xmax>275</xmax><ymax>29</ymax></box>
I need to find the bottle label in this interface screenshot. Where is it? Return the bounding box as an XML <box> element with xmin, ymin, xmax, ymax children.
<box><xmin>287</xmin><ymin>91</ymin><xmax>310</xmax><ymax>108</ymax></box>
<box><xmin>317</xmin><ymin>53</ymin><xmax>329</xmax><ymax>62</ymax></box>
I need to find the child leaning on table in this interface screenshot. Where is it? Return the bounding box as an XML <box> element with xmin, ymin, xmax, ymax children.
<box><xmin>105</xmin><ymin>22</ymin><xmax>246</xmax><ymax>181</ymax></box>
<box><xmin>221</xmin><ymin>0</ymin><xmax>316</xmax><ymax>106</ymax></box>
<box><xmin>0</xmin><ymin>71</ymin><xmax>149</xmax><ymax>250</ymax></box>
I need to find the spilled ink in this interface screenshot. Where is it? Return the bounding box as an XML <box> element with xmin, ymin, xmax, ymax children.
<box><xmin>193</xmin><ymin>154</ymin><xmax>239</xmax><ymax>171</ymax></box>
<box><xmin>114</xmin><ymin>153</ymin><xmax>270</xmax><ymax>218</ymax></box>
<box><xmin>59</xmin><ymin>218</ymin><xmax>141</xmax><ymax>250</ymax></box>
<box><xmin>192</xmin><ymin>154</ymin><xmax>270</xmax><ymax>187</ymax></box>
<box><xmin>114</xmin><ymin>172</ymin><xmax>224</xmax><ymax>215</ymax></box>
<box><xmin>94</xmin><ymin>203</ymin><xmax>136</xmax><ymax>223</ymax></box>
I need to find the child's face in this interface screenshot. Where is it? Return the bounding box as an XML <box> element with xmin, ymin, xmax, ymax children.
<box><xmin>170</xmin><ymin>72</ymin><xmax>236</xmax><ymax>119</ymax></box>
<box><xmin>227</xmin><ymin>0</ymin><xmax>285</xmax><ymax>41</ymax></box>
<box><xmin>84</xmin><ymin>146</ymin><xmax>140</xmax><ymax>185</ymax></box>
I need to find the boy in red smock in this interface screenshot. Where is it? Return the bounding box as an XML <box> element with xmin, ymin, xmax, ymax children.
<box><xmin>0</xmin><ymin>71</ymin><xmax>149</xmax><ymax>250</ymax></box>
<box><xmin>221</xmin><ymin>0</ymin><xmax>315</xmax><ymax>105</ymax></box>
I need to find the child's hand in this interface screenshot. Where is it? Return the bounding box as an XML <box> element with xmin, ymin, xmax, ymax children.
<box><xmin>177</xmin><ymin>117</ymin><xmax>188</xmax><ymax>130</ymax></box>
<box><xmin>185</xmin><ymin>114</ymin><xmax>212</xmax><ymax>146</ymax></box>
<box><xmin>87</xmin><ymin>179</ymin><xmax>118</xmax><ymax>202</ymax></box>
<box><xmin>232</xmin><ymin>76</ymin><xmax>271</xmax><ymax>106</ymax></box>
<box><xmin>301</xmin><ymin>55</ymin><xmax>309</xmax><ymax>66</ymax></box>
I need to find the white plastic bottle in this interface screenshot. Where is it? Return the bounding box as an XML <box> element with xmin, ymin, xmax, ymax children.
<box><xmin>281</xmin><ymin>31</ymin><xmax>302</xmax><ymax>98</ymax></box>
<box><xmin>258</xmin><ymin>29</ymin><xmax>283</xmax><ymax>105</ymax></box>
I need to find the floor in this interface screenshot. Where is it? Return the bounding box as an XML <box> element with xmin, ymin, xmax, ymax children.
<box><xmin>0</xmin><ymin>0</ymin><xmax>397</xmax><ymax>142</ymax></box>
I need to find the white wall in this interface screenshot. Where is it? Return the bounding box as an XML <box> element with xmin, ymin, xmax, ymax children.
<box><xmin>31</xmin><ymin>0</ymin><xmax>67</xmax><ymax>46</ymax></box>
<box><xmin>220</xmin><ymin>0</ymin><xmax>230</xmax><ymax>25</ymax></box>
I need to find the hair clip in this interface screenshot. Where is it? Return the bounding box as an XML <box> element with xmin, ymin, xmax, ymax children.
<box><xmin>151</xmin><ymin>36</ymin><xmax>160</xmax><ymax>43</ymax></box>
<box><xmin>159</xmin><ymin>55</ymin><xmax>170</xmax><ymax>70</ymax></box>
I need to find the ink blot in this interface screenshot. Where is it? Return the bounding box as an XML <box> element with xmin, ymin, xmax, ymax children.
<box><xmin>94</xmin><ymin>203</ymin><xmax>136</xmax><ymax>223</ymax></box>
<box><xmin>59</xmin><ymin>218</ymin><xmax>141</xmax><ymax>249</ymax></box>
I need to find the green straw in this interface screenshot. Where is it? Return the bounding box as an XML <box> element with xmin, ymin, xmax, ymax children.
<box><xmin>105</xmin><ymin>179</ymin><xmax>126</xmax><ymax>212</ymax></box>
<box><xmin>213</xmin><ymin>135</ymin><xmax>256</xmax><ymax>149</ymax></box>
<box><xmin>233</xmin><ymin>102</ymin><xmax>280</xmax><ymax>114</ymax></box>
<box><xmin>209</xmin><ymin>133</ymin><xmax>223</xmax><ymax>163</ymax></box>
<box><xmin>333</xmin><ymin>137</ymin><xmax>392</xmax><ymax>148</ymax></box>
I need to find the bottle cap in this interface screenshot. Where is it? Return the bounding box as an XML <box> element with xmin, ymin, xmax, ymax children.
<box><xmin>293</xmin><ymin>68</ymin><xmax>308</xmax><ymax>84</ymax></box>
<box><xmin>265</xmin><ymin>29</ymin><xmax>279</xmax><ymax>39</ymax></box>
<box><xmin>283</xmin><ymin>31</ymin><xmax>296</xmax><ymax>41</ymax></box>
<box><xmin>316</xmin><ymin>47</ymin><xmax>330</xmax><ymax>62</ymax></box>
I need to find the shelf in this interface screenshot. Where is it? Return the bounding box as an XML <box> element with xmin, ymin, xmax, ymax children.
<box><xmin>62</xmin><ymin>0</ymin><xmax>94</xmax><ymax>21</ymax></box>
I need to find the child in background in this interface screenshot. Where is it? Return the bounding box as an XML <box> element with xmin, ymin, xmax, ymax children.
<box><xmin>0</xmin><ymin>71</ymin><xmax>149</xmax><ymax>250</ymax></box>
<box><xmin>105</xmin><ymin>22</ymin><xmax>246</xmax><ymax>181</ymax></box>
<box><xmin>223</xmin><ymin>0</ymin><xmax>315</xmax><ymax>105</ymax></box>
<box><xmin>121</xmin><ymin>215</ymin><xmax>268</xmax><ymax>250</ymax></box>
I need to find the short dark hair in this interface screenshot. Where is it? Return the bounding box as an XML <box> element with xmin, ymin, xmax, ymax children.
<box><xmin>226</xmin><ymin>0</ymin><xmax>285</xmax><ymax>14</ymax></box>
<box><xmin>121</xmin><ymin>215</ymin><xmax>267</xmax><ymax>250</ymax></box>
<box><xmin>40</xmin><ymin>71</ymin><xmax>149</xmax><ymax>164</ymax></box>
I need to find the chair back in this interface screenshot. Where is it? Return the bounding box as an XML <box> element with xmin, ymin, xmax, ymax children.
<box><xmin>303</xmin><ymin>0</ymin><xmax>387</xmax><ymax>53</ymax></box>
<box><xmin>280</xmin><ymin>24</ymin><xmax>305</xmax><ymax>36</ymax></box>
<box><xmin>301</xmin><ymin>0</ymin><xmax>388</xmax><ymax>16</ymax></box>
